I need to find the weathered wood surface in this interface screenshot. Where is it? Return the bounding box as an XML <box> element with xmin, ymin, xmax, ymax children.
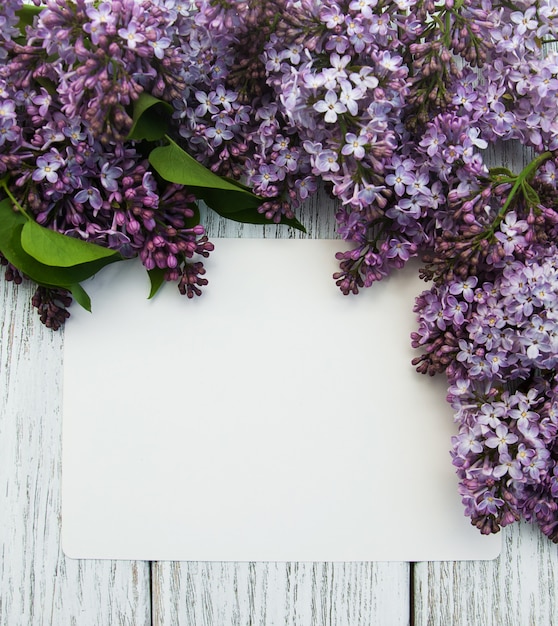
<box><xmin>1</xmin><ymin>187</ymin><xmax>557</xmax><ymax>625</ymax></box>
<box><xmin>0</xmin><ymin>277</ymin><xmax>152</xmax><ymax>626</ymax></box>
<box><xmin>414</xmin><ymin>522</ymin><xmax>558</xmax><ymax>626</ymax></box>
<box><xmin>152</xmin><ymin>561</ymin><xmax>410</xmax><ymax>626</ymax></box>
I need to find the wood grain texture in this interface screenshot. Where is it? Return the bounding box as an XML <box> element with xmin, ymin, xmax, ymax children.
<box><xmin>413</xmin><ymin>523</ymin><xmax>558</xmax><ymax>626</ymax></box>
<box><xmin>152</xmin><ymin>561</ymin><xmax>410</xmax><ymax>626</ymax></box>
<box><xmin>151</xmin><ymin>192</ymin><xmax>411</xmax><ymax>626</ymax></box>
<box><xmin>0</xmin><ymin>277</ymin><xmax>151</xmax><ymax>626</ymax></box>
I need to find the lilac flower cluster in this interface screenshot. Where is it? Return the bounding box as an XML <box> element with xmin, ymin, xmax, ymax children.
<box><xmin>449</xmin><ymin>378</ymin><xmax>558</xmax><ymax>539</ymax></box>
<box><xmin>413</xmin><ymin>195</ymin><xmax>558</xmax><ymax>539</ymax></box>
<box><xmin>170</xmin><ymin>0</ymin><xmax>558</xmax><ymax>294</ymax></box>
<box><xmin>147</xmin><ymin>0</ymin><xmax>558</xmax><ymax>540</ymax></box>
<box><xmin>0</xmin><ymin>0</ymin><xmax>212</xmax><ymax>325</ymax></box>
<box><xmin>3</xmin><ymin>0</ymin><xmax>558</xmax><ymax>539</ymax></box>
<box><xmin>176</xmin><ymin>0</ymin><xmax>426</xmax><ymax>287</ymax></box>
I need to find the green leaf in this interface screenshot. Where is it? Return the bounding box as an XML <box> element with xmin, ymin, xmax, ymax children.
<box><xmin>15</xmin><ymin>5</ymin><xmax>43</xmax><ymax>35</ymax></box>
<box><xmin>68</xmin><ymin>283</ymin><xmax>92</xmax><ymax>312</ymax></box>
<box><xmin>149</xmin><ymin>137</ymin><xmax>262</xmax><ymax>211</ymax></box>
<box><xmin>0</xmin><ymin>198</ymin><xmax>121</xmax><ymax>311</ymax></box>
<box><xmin>522</xmin><ymin>181</ymin><xmax>541</xmax><ymax>208</ymax></box>
<box><xmin>127</xmin><ymin>93</ymin><xmax>173</xmax><ymax>142</ymax></box>
<box><xmin>20</xmin><ymin>219</ymin><xmax>120</xmax><ymax>267</ymax></box>
<box><xmin>147</xmin><ymin>268</ymin><xmax>166</xmax><ymax>299</ymax></box>
<box><xmin>150</xmin><ymin>138</ymin><xmax>306</xmax><ymax>231</ymax></box>
<box><xmin>0</xmin><ymin>197</ymin><xmax>26</xmax><ymax>235</ymax></box>
<box><xmin>489</xmin><ymin>167</ymin><xmax>515</xmax><ymax>179</ymax></box>
<box><xmin>1</xmin><ymin>224</ymin><xmax>121</xmax><ymax>290</ymax></box>
<box><xmin>214</xmin><ymin>206</ymin><xmax>307</xmax><ymax>232</ymax></box>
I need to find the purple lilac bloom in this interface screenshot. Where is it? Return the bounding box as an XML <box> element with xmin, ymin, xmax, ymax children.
<box><xmin>0</xmin><ymin>0</ymin><xmax>213</xmax><ymax>324</ymax></box>
<box><xmin>2</xmin><ymin>0</ymin><xmax>558</xmax><ymax>542</ymax></box>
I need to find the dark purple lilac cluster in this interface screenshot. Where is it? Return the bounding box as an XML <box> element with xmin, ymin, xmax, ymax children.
<box><xmin>0</xmin><ymin>0</ymin><xmax>213</xmax><ymax>325</ymax></box>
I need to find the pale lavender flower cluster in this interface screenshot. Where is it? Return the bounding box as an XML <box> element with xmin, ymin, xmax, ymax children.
<box><xmin>449</xmin><ymin>378</ymin><xmax>558</xmax><ymax>539</ymax></box>
<box><xmin>170</xmin><ymin>0</ymin><xmax>556</xmax><ymax>292</ymax></box>
<box><xmin>0</xmin><ymin>0</ymin><xmax>213</xmax><ymax>323</ymax></box>
<box><xmin>414</xmin><ymin>225</ymin><xmax>558</xmax><ymax>539</ymax></box>
<box><xmin>464</xmin><ymin>0</ymin><xmax>558</xmax><ymax>152</ymax></box>
<box><xmin>0</xmin><ymin>0</ymin><xmax>23</xmax><ymax>56</ymax></box>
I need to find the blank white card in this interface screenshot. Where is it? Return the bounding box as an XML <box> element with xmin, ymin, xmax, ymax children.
<box><xmin>62</xmin><ymin>239</ymin><xmax>501</xmax><ymax>561</ymax></box>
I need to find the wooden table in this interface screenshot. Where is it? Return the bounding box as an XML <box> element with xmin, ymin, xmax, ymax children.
<box><xmin>1</xmin><ymin>192</ymin><xmax>557</xmax><ymax>625</ymax></box>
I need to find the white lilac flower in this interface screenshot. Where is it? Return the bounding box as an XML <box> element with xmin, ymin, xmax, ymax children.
<box><xmin>32</xmin><ymin>156</ymin><xmax>62</xmax><ymax>183</ymax></box>
<box><xmin>118</xmin><ymin>22</ymin><xmax>146</xmax><ymax>49</ymax></box>
<box><xmin>149</xmin><ymin>36</ymin><xmax>171</xmax><ymax>59</ymax></box>
<box><xmin>341</xmin><ymin>132</ymin><xmax>366</xmax><ymax>160</ymax></box>
<box><xmin>313</xmin><ymin>90</ymin><xmax>347</xmax><ymax>124</ymax></box>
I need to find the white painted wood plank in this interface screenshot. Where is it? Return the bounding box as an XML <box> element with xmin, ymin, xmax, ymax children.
<box><xmin>413</xmin><ymin>523</ymin><xmax>558</xmax><ymax>626</ymax></box>
<box><xmin>152</xmin><ymin>192</ymin><xmax>410</xmax><ymax>626</ymax></box>
<box><xmin>0</xmin><ymin>277</ymin><xmax>151</xmax><ymax>626</ymax></box>
<box><xmin>152</xmin><ymin>561</ymin><xmax>410</xmax><ymax>626</ymax></box>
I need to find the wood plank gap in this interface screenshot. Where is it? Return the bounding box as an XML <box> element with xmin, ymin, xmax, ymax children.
<box><xmin>409</xmin><ymin>562</ymin><xmax>415</xmax><ymax>626</ymax></box>
<box><xmin>149</xmin><ymin>561</ymin><xmax>155</xmax><ymax>626</ymax></box>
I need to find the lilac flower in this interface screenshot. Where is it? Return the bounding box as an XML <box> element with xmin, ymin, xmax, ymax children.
<box><xmin>251</xmin><ymin>164</ymin><xmax>279</xmax><ymax>191</ymax></box>
<box><xmin>449</xmin><ymin>277</ymin><xmax>478</xmax><ymax>302</ymax></box>
<box><xmin>294</xmin><ymin>176</ymin><xmax>317</xmax><ymax>200</ymax></box>
<box><xmin>320</xmin><ymin>4</ymin><xmax>343</xmax><ymax>30</ymax></box>
<box><xmin>443</xmin><ymin>295</ymin><xmax>468</xmax><ymax>326</ymax></box>
<box><xmin>386</xmin><ymin>165</ymin><xmax>415</xmax><ymax>196</ymax></box>
<box><xmin>419</xmin><ymin>127</ymin><xmax>447</xmax><ymax>157</ymax></box>
<box><xmin>118</xmin><ymin>22</ymin><xmax>146</xmax><ymax>49</ymax></box>
<box><xmin>341</xmin><ymin>132</ymin><xmax>366</xmax><ymax>159</ymax></box>
<box><xmin>510</xmin><ymin>8</ymin><xmax>538</xmax><ymax>35</ymax></box>
<box><xmin>0</xmin><ymin>118</ymin><xmax>18</xmax><ymax>146</ymax></box>
<box><xmin>386</xmin><ymin>238</ymin><xmax>414</xmax><ymax>261</ymax></box>
<box><xmin>100</xmin><ymin>162</ymin><xmax>123</xmax><ymax>192</ymax></box>
<box><xmin>204</xmin><ymin>123</ymin><xmax>233</xmax><ymax>146</ymax></box>
<box><xmin>32</xmin><ymin>89</ymin><xmax>52</xmax><ymax>118</ymax></box>
<box><xmin>314</xmin><ymin>149</ymin><xmax>339</xmax><ymax>173</ymax></box>
<box><xmin>313</xmin><ymin>90</ymin><xmax>347</xmax><ymax>124</ymax></box>
<box><xmin>455</xmin><ymin>425</ymin><xmax>484</xmax><ymax>456</ymax></box>
<box><xmin>0</xmin><ymin>98</ymin><xmax>16</xmax><ymax>119</ymax></box>
<box><xmin>75</xmin><ymin>186</ymin><xmax>103</xmax><ymax>212</ymax></box>
<box><xmin>194</xmin><ymin>91</ymin><xmax>219</xmax><ymax>117</ymax></box>
<box><xmin>338</xmin><ymin>81</ymin><xmax>363</xmax><ymax>116</ymax></box>
<box><xmin>32</xmin><ymin>156</ymin><xmax>62</xmax><ymax>183</ymax></box>
<box><xmin>149</xmin><ymin>36</ymin><xmax>171</xmax><ymax>60</ymax></box>
<box><xmin>477</xmin><ymin>491</ymin><xmax>505</xmax><ymax>516</ymax></box>
<box><xmin>84</xmin><ymin>2</ymin><xmax>113</xmax><ymax>44</ymax></box>
<box><xmin>485</xmin><ymin>424</ymin><xmax>519</xmax><ymax>454</ymax></box>
<box><xmin>214</xmin><ymin>85</ymin><xmax>237</xmax><ymax>112</ymax></box>
<box><xmin>495</xmin><ymin>212</ymin><xmax>528</xmax><ymax>255</ymax></box>
<box><xmin>63</xmin><ymin>122</ymin><xmax>87</xmax><ymax>145</ymax></box>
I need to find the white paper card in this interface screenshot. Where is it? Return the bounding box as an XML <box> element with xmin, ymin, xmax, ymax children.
<box><xmin>62</xmin><ymin>239</ymin><xmax>501</xmax><ymax>561</ymax></box>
